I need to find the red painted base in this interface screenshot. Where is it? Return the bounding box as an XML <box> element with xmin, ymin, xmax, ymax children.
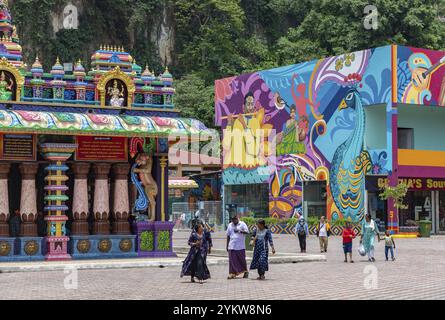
<box><xmin>45</xmin><ymin>236</ymin><xmax>71</xmax><ymax>261</ymax></box>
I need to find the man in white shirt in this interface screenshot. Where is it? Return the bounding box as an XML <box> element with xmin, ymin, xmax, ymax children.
<box><xmin>316</xmin><ymin>216</ymin><xmax>330</xmax><ymax>253</ymax></box>
<box><xmin>226</xmin><ymin>215</ymin><xmax>249</xmax><ymax>279</ymax></box>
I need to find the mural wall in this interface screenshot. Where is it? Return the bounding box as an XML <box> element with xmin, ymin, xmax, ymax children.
<box><xmin>216</xmin><ymin>46</ymin><xmax>394</xmax><ymax>222</ymax></box>
<box><xmin>397</xmin><ymin>46</ymin><xmax>445</xmax><ymax>107</ymax></box>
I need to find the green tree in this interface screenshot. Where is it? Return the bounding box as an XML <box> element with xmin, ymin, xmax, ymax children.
<box><xmin>174</xmin><ymin>74</ymin><xmax>215</xmax><ymax>129</ymax></box>
<box><xmin>276</xmin><ymin>0</ymin><xmax>445</xmax><ymax>65</ymax></box>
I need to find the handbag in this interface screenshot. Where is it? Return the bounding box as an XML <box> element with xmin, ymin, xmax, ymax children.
<box><xmin>358</xmin><ymin>244</ymin><xmax>366</xmax><ymax>256</ymax></box>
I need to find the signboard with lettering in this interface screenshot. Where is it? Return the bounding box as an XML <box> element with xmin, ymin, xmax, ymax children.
<box><xmin>76</xmin><ymin>136</ymin><xmax>127</xmax><ymax>162</ymax></box>
<box><xmin>372</xmin><ymin>177</ymin><xmax>445</xmax><ymax>190</ymax></box>
<box><xmin>0</xmin><ymin>134</ymin><xmax>36</xmax><ymax>161</ymax></box>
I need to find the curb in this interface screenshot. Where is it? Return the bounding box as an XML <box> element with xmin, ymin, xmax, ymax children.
<box><xmin>0</xmin><ymin>252</ymin><xmax>326</xmax><ymax>273</ymax></box>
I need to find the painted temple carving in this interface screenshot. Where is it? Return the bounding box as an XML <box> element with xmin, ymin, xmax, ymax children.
<box><xmin>133</xmin><ymin>152</ymin><xmax>158</xmax><ymax>221</ymax></box>
<box><xmin>107</xmin><ymin>80</ymin><xmax>125</xmax><ymax>107</ymax></box>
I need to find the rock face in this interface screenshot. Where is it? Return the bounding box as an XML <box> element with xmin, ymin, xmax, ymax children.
<box><xmin>11</xmin><ymin>0</ymin><xmax>175</xmax><ymax>67</ymax></box>
<box><xmin>151</xmin><ymin>4</ymin><xmax>174</xmax><ymax>66</ymax></box>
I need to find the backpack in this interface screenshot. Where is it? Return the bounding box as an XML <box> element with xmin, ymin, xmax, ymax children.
<box><xmin>298</xmin><ymin>223</ymin><xmax>306</xmax><ymax>236</ymax></box>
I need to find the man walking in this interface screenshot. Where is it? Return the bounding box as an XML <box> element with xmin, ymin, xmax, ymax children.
<box><xmin>226</xmin><ymin>215</ymin><xmax>249</xmax><ymax>279</ymax></box>
<box><xmin>316</xmin><ymin>216</ymin><xmax>330</xmax><ymax>253</ymax></box>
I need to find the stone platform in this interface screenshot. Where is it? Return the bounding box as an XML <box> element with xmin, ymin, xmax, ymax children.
<box><xmin>0</xmin><ymin>237</ymin><xmax>45</xmax><ymax>262</ymax></box>
<box><xmin>69</xmin><ymin>235</ymin><xmax>137</xmax><ymax>259</ymax></box>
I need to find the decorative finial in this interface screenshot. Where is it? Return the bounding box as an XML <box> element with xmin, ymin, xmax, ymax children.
<box><xmin>56</xmin><ymin>56</ymin><xmax>61</xmax><ymax>65</ymax></box>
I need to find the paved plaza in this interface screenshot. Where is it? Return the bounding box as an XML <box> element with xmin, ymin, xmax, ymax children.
<box><xmin>1</xmin><ymin>232</ymin><xmax>445</xmax><ymax>300</ymax></box>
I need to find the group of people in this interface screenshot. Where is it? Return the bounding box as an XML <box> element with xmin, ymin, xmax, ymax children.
<box><xmin>181</xmin><ymin>213</ymin><xmax>397</xmax><ymax>284</ymax></box>
<box><xmin>296</xmin><ymin>214</ymin><xmax>396</xmax><ymax>262</ymax></box>
<box><xmin>180</xmin><ymin>216</ymin><xmax>275</xmax><ymax>283</ymax></box>
<box><xmin>354</xmin><ymin>213</ymin><xmax>396</xmax><ymax>262</ymax></box>
<box><xmin>295</xmin><ymin>215</ymin><xmax>331</xmax><ymax>253</ymax></box>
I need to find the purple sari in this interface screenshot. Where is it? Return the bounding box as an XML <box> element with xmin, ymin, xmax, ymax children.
<box><xmin>180</xmin><ymin>231</ymin><xmax>212</xmax><ymax>280</ymax></box>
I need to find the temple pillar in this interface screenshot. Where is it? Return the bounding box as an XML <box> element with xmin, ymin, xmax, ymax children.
<box><xmin>19</xmin><ymin>163</ymin><xmax>39</xmax><ymax>237</ymax></box>
<box><xmin>388</xmin><ymin>100</ymin><xmax>399</xmax><ymax>234</ymax></box>
<box><xmin>93</xmin><ymin>163</ymin><xmax>111</xmax><ymax>235</ymax></box>
<box><xmin>159</xmin><ymin>156</ymin><xmax>168</xmax><ymax>222</ymax></box>
<box><xmin>42</xmin><ymin>143</ymin><xmax>77</xmax><ymax>261</ymax></box>
<box><xmin>111</xmin><ymin>163</ymin><xmax>131</xmax><ymax>234</ymax></box>
<box><xmin>0</xmin><ymin>163</ymin><xmax>11</xmax><ymax>237</ymax></box>
<box><xmin>71</xmin><ymin>162</ymin><xmax>90</xmax><ymax>235</ymax></box>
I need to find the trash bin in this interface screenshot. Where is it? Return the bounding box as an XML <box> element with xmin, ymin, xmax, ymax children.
<box><xmin>419</xmin><ymin>220</ymin><xmax>432</xmax><ymax>237</ymax></box>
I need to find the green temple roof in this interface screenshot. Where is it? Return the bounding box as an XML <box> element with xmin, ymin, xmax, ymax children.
<box><xmin>0</xmin><ymin>109</ymin><xmax>210</xmax><ymax>137</ymax></box>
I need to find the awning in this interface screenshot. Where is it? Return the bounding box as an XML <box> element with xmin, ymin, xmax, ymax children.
<box><xmin>0</xmin><ymin>109</ymin><xmax>210</xmax><ymax>137</ymax></box>
<box><xmin>168</xmin><ymin>178</ymin><xmax>199</xmax><ymax>189</ymax></box>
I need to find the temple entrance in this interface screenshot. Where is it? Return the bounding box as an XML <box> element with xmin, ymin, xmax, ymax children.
<box><xmin>8</xmin><ymin>163</ymin><xmax>21</xmax><ymax>214</ymax></box>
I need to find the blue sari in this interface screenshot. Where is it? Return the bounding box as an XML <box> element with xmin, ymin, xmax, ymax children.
<box><xmin>361</xmin><ymin>219</ymin><xmax>379</xmax><ymax>254</ymax></box>
<box><xmin>249</xmin><ymin>228</ymin><xmax>274</xmax><ymax>275</ymax></box>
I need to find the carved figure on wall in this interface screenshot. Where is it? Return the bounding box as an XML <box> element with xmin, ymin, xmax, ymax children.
<box><xmin>132</xmin><ymin>152</ymin><xmax>158</xmax><ymax>221</ymax></box>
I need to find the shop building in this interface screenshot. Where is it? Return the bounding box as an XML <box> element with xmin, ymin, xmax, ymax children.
<box><xmin>215</xmin><ymin>44</ymin><xmax>445</xmax><ymax>234</ymax></box>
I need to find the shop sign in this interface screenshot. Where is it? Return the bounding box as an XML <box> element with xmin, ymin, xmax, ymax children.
<box><xmin>377</xmin><ymin>177</ymin><xmax>445</xmax><ymax>190</ymax></box>
<box><xmin>76</xmin><ymin>136</ymin><xmax>127</xmax><ymax>162</ymax></box>
<box><xmin>0</xmin><ymin>134</ymin><xmax>36</xmax><ymax>161</ymax></box>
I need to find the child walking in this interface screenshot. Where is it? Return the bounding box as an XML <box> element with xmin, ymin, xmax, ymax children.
<box><xmin>383</xmin><ymin>231</ymin><xmax>396</xmax><ymax>261</ymax></box>
<box><xmin>342</xmin><ymin>220</ymin><xmax>356</xmax><ymax>263</ymax></box>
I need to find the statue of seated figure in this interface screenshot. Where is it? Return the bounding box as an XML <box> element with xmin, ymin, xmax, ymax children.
<box><xmin>107</xmin><ymin>80</ymin><xmax>125</xmax><ymax>107</ymax></box>
<box><xmin>0</xmin><ymin>72</ymin><xmax>13</xmax><ymax>101</ymax></box>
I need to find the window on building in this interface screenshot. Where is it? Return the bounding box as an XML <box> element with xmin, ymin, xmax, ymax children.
<box><xmin>303</xmin><ymin>181</ymin><xmax>327</xmax><ymax>218</ymax></box>
<box><xmin>224</xmin><ymin>183</ymin><xmax>269</xmax><ymax>218</ymax></box>
<box><xmin>398</xmin><ymin>128</ymin><xmax>414</xmax><ymax>149</ymax></box>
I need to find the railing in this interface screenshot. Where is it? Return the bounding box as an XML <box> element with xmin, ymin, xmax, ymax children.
<box><xmin>170</xmin><ymin>201</ymin><xmax>223</xmax><ymax>231</ymax></box>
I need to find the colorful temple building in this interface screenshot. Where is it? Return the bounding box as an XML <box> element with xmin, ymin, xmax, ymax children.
<box><xmin>0</xmin><ymin>0</ymin><xmax>210</xmax><ymax>261</ymax></box>
<box><xmin>216</xmin><ymin>45</ymin><xmax>445</xmax><ymax>235</ymax></box>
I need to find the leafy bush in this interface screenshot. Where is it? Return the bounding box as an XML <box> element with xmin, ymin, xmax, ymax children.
<box><xmin>306</xmin><ymin>216</ymin><xmax>320</xmax><ymax>226</ymax></box>
<box><xmin>240</xmin><ymin>217</ymin><xmax>257</xmax><ymax>225</ymax></box>
<box><xmin>140</xmin><ymin>231</ymin><xmax>154</xmax><ymax>251</ymax></box>
<box><xmin>157</xmin><ymin>231</ymin><xmax>171</xmax><ymax>251</ymax></box>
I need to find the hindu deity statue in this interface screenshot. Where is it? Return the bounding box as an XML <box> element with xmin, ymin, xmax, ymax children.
<box><xmin>133</xmin><ymin>153</ymin><xmax>158</xmax><ymax>221</ymax></box>
<box><xmin>0</xmin><ymin>72</ymin><xmax>13</xmax><ymax>101</ymax></box>
<box><xmin>107</xmin><ymin>79</ymin><xmax>125</xmax><ymax>107</ymax></box>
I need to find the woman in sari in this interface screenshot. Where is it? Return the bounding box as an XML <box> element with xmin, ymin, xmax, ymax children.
<box><xmin>180</xmin><ymin>222</ymin><xmax>212</xmax><ymax>284</ymax></box>
<box><xmin>249</xmin><ymin>219</ymin><xmax>275</xmax><ymax>280</ymax></box>
<box><xmin>360</xmin><ymin>213</ymin><xmax>380</xmax><ymax>262</ymax></box>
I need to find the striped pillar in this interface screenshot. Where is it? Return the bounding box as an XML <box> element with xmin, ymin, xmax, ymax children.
<box><xmin>41</xmin><ymin>143</ymin><xmax>77</xmax><ymax>261</ymax></box>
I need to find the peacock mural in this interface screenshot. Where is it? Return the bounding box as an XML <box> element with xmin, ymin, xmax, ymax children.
<box><xmin>215</xmin><ymin>46</ymin><xmax>393</xmax><ymax>221</ymax></box>
<box><xmin>329</xmin><ymin>88</ymin><xmax>372</xmax><ymax>222</ymax></box>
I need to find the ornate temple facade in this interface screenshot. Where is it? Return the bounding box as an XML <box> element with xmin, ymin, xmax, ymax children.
<box><xmin>0</xmin><ymin>0</ymin><xmax>207</xmax><ymax>261</ymax></box>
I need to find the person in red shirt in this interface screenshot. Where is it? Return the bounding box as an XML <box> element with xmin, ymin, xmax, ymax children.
<box><xmin>342</xmin><ymin>220</ymin><xmax>356</xmax><ymax>263</ymax></box>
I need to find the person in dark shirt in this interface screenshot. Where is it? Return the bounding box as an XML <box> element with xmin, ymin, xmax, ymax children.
<box><xmin>37</xmin><ymin>211</ymin><xmax>47</xmax><ymax>237</ymax></box>
<box><xmin>9</xmin><ymin>209</ymin><xmax>21</xmax><ymax>237</ymax></box>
